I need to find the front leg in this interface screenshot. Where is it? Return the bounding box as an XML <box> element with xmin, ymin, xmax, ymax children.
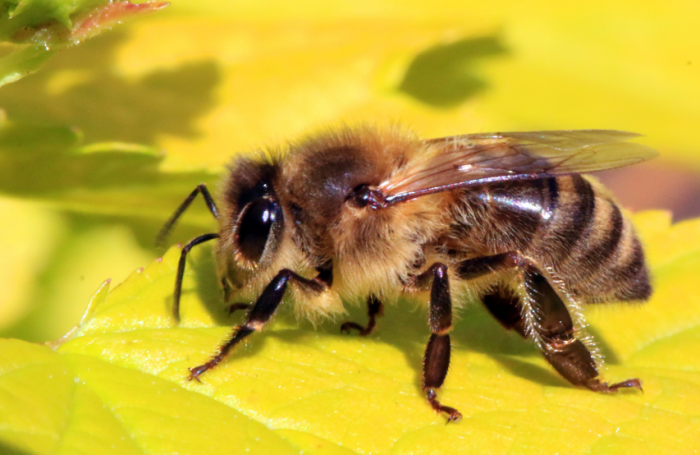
<box><xmin>188</xmin><ymin>269</ymin><xmax>326</xmax><ymax>381</ymax></box>
<box><xmin>173</xmin><ymin>233</ymin><xmax>220</xmax><ymax>321</ymax></box>
<box><xmin>417</xmin><ymin>263</ymin><xmax>462</xmax><ymax>423</ymax></box>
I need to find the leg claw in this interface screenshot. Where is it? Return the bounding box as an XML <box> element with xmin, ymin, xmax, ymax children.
<box><xmin>587</xmin><ymin>378</ymin><xmax>643</xmax><ymax>393</ymax></box>
<box><xmin>340</xmin><ymin>321</ymin><xmax>366</xmax><ymax>335</ymax></box>
<box><xmin>426</xmin><ymin>388</ymin><xmax>462</xmax><ymax>423</ymax></box>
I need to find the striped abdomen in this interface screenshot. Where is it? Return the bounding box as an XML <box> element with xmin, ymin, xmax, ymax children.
<box><xmin>449</xmin><ymin>175</ymin><xmax>651</xmax><ymax>303</ymax></box>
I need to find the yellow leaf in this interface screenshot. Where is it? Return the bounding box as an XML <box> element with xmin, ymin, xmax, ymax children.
<box><xmin>1</xmin><ymin>212</ymin><xmax>698</xmax><ymax>454</ymax></box>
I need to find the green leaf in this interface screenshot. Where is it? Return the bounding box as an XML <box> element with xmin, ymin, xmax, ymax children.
<box><xmin>0</xmin><ymin>0</ymin><xmax>102</xmax><ymax>38</ymax></box>
<box><xmin>0</xmin><ymin>44</ymin><xmax>56</xmax><ymax>85</ymax></box>
<box><xmin>0</xmin><ymin>120</ymin><xmax>219</xmax><ymax>225</ymax></box>
<box><xmin>1</xmin><ymin>211</ymin><xmax>699</xmax><ymax>454</ymax></box>
<box><xmin>0</xmin><ymin>118</ymin><xmax>216</xmax><ymax>342</ymax></box>
<box><xmin>0</xmin><ymin>0</ymin><xmax>168</xmax><ymax>86</ymax></box>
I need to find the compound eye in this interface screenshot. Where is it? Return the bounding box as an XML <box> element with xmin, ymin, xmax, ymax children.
<box><xmin>236</xmin><ymin>198</ymin><xmax>281</xmax><ymax>264</ymax></box>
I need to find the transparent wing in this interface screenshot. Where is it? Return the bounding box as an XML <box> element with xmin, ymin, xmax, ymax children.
<box><xmin>379</xmin><ymin>130</ymin><xmax>658</xmax><ymax>203</ymax></box>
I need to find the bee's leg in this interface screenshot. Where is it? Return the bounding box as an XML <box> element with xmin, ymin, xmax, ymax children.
<box><xmin>481</xmin><ymin>286</ymin><xmax>528</xmax><ymax>338</ymax></box>
<box><xmin>173</xmin><ymin>233</ymin><xmax>220</xmax><ymax>321</ymax></box>
<box><xmin>187</xmin><ymin>269</ymin><xmax>327</xmax><ymax>381</ymax></box>
<box><xmin>417</xmin><ymin>263</ymin><xmax>462</xmax><ymax>423</ymax></box>
<box><xmin>221</xmin><ymin>277</ymin><xmax>233</xmax><ymax>302</ymax></box>
<box><xmin>456</xmin><ymin>253</ymin><xmax>528</xmax><ymax>337</ymax></box>
<box><xmin>340</xmin><ymin>294</ymin><xmax>383</xmax><ymax>336</ymax></box>
<box><xmin>456</xmin><ymin>252</ymin><xmax>518</xmax><ymax>280</ymax></box>
<box><xmin>521</xmin><ymin>265</ymin><xmax>642</xmax><ymax>393</ymax></box>
<box><xmin>220</xmin><ymin>277</ymin><xmax>252</xmax><ymax>315</ymax></box>
<box><xmin>321</xmin><ymin>262</ymin><xmax>382</xmax><ymax>335</ymax></box>
<box><xmin>458</xmin><ymin>253</ymin><xmax>642</xmax><ymax>392</ymax></box>
<box><xmin>157</xmin><ymin>183</ymin><xmax>219</xmax><ymax>247</ymax></box>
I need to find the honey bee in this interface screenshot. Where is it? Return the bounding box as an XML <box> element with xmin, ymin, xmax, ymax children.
<box><xmin>159</xmin><ymin>125</ymin><xmax>657</xmax><ymax>422</ymax></box>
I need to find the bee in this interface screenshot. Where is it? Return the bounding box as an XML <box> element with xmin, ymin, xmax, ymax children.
<box><xmin>158</xmin><ymin>125</ymin><xmax>657</xmax><ymax>422</ymax></box>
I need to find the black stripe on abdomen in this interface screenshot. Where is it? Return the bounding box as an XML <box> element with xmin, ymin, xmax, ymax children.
<box><xmin>536</xmin><ymin>175</ymin><xmax>595</xmax><ymax>261</ymax></box>
<box><xmin>559</xmin><ymin>175</ymin><xmax>596</xmax><ymax>255</ymax></box>
<box><xmin>612</xmin><ymin>237</ymin><xmax>652</xmax><ymax>301</ymax></box>
<box><xmin>577</xmin><ymin>202</ymin><xmax>624</xmax><ymax>279</ymax></box>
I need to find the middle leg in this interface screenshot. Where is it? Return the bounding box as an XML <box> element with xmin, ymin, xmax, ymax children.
<box><xmin>340</xmin><ymin>294</ymin><xmax>383</xmax><ymax>336</ymax></box>
<box><xmin>416</xmin><ymin>263</ymin><xmax>462</xmax><ymax>422</ymax></box>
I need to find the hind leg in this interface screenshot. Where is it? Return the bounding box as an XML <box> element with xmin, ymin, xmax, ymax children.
<box><xmin>520</xmin><ymin>267</ymin><xmax>641</xmax><ymax>392</ymax></box>
<box><xmin>482</xmin><ymin>286</ymin><xmax>528</xmax><ymax>338</ymax></box>
<box><xmin>460</xmin><ymin>254</ymin><xmax>642</xmax><ymax>392</ymax></box>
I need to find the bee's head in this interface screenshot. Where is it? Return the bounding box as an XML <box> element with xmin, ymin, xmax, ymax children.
<box><xmin>220</xmin><ymin>156</ymin><xmax>285</xmax><ymax>273</ymax></box>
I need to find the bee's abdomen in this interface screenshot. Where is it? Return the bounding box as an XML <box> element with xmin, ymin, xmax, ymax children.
<box><xmin>449</xmin><ymin>175</ymin><xmax>651</xmax><ymax>303</ymax></box>
<box><xmin>533</xmin><ymin>175</ymin><xmax>651</xmax><ymax>303</ymax></box>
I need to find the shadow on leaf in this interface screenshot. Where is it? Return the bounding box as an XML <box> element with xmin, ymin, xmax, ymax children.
<box><xmin>0</xmin><ymin>30</ymin><xmax>221</xmax><ymax>144</ymax></box>
<box><xmin>398</xmin><ymin>34</ymin><xmax>508</xmax><ymax>108</ymax></box>
<box><xmin>0</xmin><ymin>441</ymin><xmax>32</xmax><ymax>455</ymax></box>
<box><xmin>495</xmin><ymin>355</ymin><xmax>568</xmax><ymax>388</ymax></box>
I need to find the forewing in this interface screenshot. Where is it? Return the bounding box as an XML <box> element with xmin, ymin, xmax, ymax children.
<box><xmin>378</xmin><ymin>130</ymin><xmax>658</xmax><ymax>203</ymax></box>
